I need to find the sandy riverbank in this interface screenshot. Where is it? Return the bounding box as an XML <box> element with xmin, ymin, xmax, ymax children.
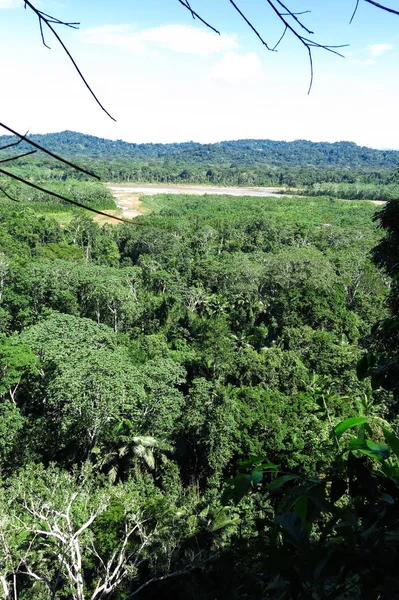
<box><xmin>105</xmin><ymin>183</ymin><xmax>287</xmax><ymax>198</ymax></box>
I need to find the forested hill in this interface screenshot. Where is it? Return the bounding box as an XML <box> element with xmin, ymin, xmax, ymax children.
<box><xmin>2</xmin><ymin>130</ymin><xmax>399</xmax><ymax>170</ymax></box>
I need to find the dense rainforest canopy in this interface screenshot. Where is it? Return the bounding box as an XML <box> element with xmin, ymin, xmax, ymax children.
<box><xmin>1</xmin><ymin>145</ymin><xmax>399</xmax><ymax>596</ymax></box>
<box><xmin>2</xmin><ymin>131</ymin><xmax>398</xmax><ymax>168</ymax></box>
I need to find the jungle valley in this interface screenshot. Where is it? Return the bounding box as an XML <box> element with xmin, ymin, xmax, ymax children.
<box><xmin>0</xmin><ymin>131</ymin><xmax>398</xmax><ymax>599</ymax></box>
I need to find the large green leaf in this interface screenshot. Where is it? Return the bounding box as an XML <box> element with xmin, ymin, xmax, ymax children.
<box><xmin>277</xmin><ymin>512</ymin><xmax>309</xmax><ymax>551</ymax></box>
<box><xmin>250</xmin><ymin>469</ymin><xmax>263</xmax><ymax>485</ymax></box>
<box><xmin>211</xmin><ymin>507</ymin><xmax>240</xmax><ymax>531</ymax></box>
<box><xmin>348</xmin><ymin>437</ymin><xmax>389</xmax><ymax>460</ymax></box>
<box><xmin>334</xmin><ymin>417</ymin><xmax>369</xmax><ymax>439</ymax></box>
<box><xmin>268</xmin><ymin>474</ymin><xmax>300</xmax><ymax>491</ymax></box>
<box><xmin>383</xmin><ymin>428</ymin><xmax>399</xmax><ymax>459</ymax></box>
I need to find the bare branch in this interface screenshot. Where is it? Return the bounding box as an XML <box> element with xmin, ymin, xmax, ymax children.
<box><xmin>0</xmin><ymin>130</ymin><xmax>30</xmax><ymax>151</ymax></box>
<box><xmin>364</xmin><ymin>0</ymin><xmax>399</xmax><ymax>16</ymax></box>
<box><xmin>176</xmin><ymin>0</ymin><xmax>221</xmax><ymax>34</ymax></box>
<box><xmin>307</xmin><ymin>45</ymin><xmax>314</xmax><ymax>95</ymax></box>
<box><xmin>0</xmin><ymin>169</ymin><xmax>141</xmax><ymax>224</ymax></box>
<box><xmin>229</xmin><ymin>0</ymin><xmax>272</xmax><ymax>50</ymax></box>
<box><xmin>0</xmin><ymin>185</ymin><xmax>19</xmax><ymax>202</ymax></box>
<box><xmin>34</xmin><ymin>9</ymin><xmax>79</xmax><ymax>28</ymax></box>
<box><xmin>272</xmin><ymin>26</ymin><xmax>288</xmax><ymax>51</ymax></box>
<box><xmin>20</xmin><ymin>564</ymin><xmax>52</xmax><ymax>589</ymax></box>
<box><xmin>280</xmin><ymin>10</ymin><xmax>311</xmax><ymax>16</ymax></box>
<box><xmin>275</xmin><ymin>0</ymin><xmax>314</xmax><ymax>34</ymax></box>
<box><xmin>265</xmin><ymin>1</ymin><xmax>347</xmax><ymax>93</ymax></box>
<box><xmin>178</xmin><ymin>1</ymin><xmax>347</xmax><ymax>93</ymax></box>
<box><xmin>0</xmin><ymin>150</ymin><xmax>37</xmax><ymax>163</ymax></box>
<box><xmin>176</xmin><ymin>1</ymin><xmax>355</xmax><ymax>93</ymax></box>
<box><xmin>23</xmin><ymin>0</ymin><xmax>116</xmax><ymax>121</ymax></box>
<box><xmin>0</xmin><ymin>122</ymin><xmax>100</xmax><ymax>179</ymax></box>
<box><xmin>72</xmin><ymin>513</ymin><xmax>98</xmax><ymax>540</ymax></box>
<box><xmin>350</xmin><ymin>0</ymin><xmax>361</xmax><ymax>23</ymax></box>
<box><xmin>38</xmin><ymin>15</ymin><xmax>51</xmax><ymax>49</ymax></box>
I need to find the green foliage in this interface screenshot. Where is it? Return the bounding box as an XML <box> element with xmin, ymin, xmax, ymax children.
<box><xmin>221</xmin><ymin>416</ymin><xmax>399</xmax><ymax>599</ymax></box>
<box><xmin>0</xmin><ymin>169</ymin><xmax>397</xmax><ymax>597</ymax></box>
<box><xmin>0</xmin><ymin>178</ymin><xmax>115</xmax><ymax>213</ymax></box>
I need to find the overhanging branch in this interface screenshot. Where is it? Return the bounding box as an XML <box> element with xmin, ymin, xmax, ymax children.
<box><xmin>0</xmin><ymin>123</ymin><xmax>100</xmax><ymax>179</ymax></box>
<box><xmin>23</xmin><ymin>0</ymin><xmax>116</xmax><ymax>121</ymax></box>
<box><xmin>177</xmin><ymin>0</ymin><xmax>399</xmax><ymax>93</ymax></box>
<box><xmin>363</xmin><ymin>0</ymin><xmax>399</xmax><ymax>16</ymax></box>
<box><xmin>0</xmin><ymin>169</ymin><xmax>140</xmax><ymax>225</ymax></box>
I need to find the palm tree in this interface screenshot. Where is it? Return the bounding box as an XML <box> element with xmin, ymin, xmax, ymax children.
<box><xmin>93</xmin><ymin>419</ymin><xmax>169</xmax><ymax>482</ymax></box>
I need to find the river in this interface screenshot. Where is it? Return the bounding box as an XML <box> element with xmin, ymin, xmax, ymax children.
<box><xmin>105</xmin><ymin>183</ymin><xmax>287</xmax><ymax>198</ymax></box>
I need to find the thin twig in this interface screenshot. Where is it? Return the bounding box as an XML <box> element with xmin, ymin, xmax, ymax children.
<box><xmin>272</xmin><ymin>26</ymin><xmax>288</xmax><ymax>51</ymax></box>
<box><xmin>0</xmin><ymin>169</ymin><xmax>140</xmax><ymax>224</ymax></box>
<box><xmin>265</xmin><ymin>0</ymin><xmax>347</xmax><ymax>93</ymax></box>
<box><xmin>280</xmin><ymin>11</ymin><xmax>311</xmax><ymax>16</ymax></box>
<box><xmin>350</xmin><ymin>0</ymin><xmax>361</xmax><ymax>23</ymax></box>
<box><xmin>182</xmin><ymin>0</ymin><xmax>195</xmax><ymax>21</ymax></box>
<box><xmin>0</xmin><ymin>185</ymin><xmax>19</xmax><ymax>202</ymax></box>
<box><xmin>275</xmin><ymin>0</ymin><xmax>314</xmax><ymax>34</ymax></box>
<box><xmin>38</xmin><ymin>15</ymin><xmax>51</xmax><ymax>49</ymax></box>
<box><xmin>176</xmin><ymin>0</ymin><xmax>352</xmax><ymax>93</ymax></box>
<box><xmin>0</xmin><ymin>151</ymin><xmax>37</xmax><ymax>164</ymax></box>
<box><xmin>176</xmin><ymin>0</ymin><xmax>220</xmax><ymax>34</ymax></box>
<box><xmin>0</xmin><ymin>131</ymin><xmax>29</xmax><ymax>152</ymax></box>
<box><xmin>23</xmin><ymin>1</ymin><xmax>116</xmax><ymax>121</ymax></box>
<box><xmin>229</xmin><ymin>0</ymin><xmax>272</xmax><ymax>50</ymax></box>
<box><xmin>0</xmin><ymin>123</ymin><xmax>99</xmax><ymax>179</ymax></box>
<box><xmin>223</xmin><ymin>0</ymin><xmax>347</xmax><ymax>92</ymax></box>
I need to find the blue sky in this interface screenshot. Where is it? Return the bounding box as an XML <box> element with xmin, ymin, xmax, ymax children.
<box><xmin>0</xmin><ymin>0</ymin><xmax>398</xmax><ymax>147</ymax></box>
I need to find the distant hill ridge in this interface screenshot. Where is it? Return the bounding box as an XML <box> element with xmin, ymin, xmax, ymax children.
<box><xmin>1</xmin><ymin>130</ymin><xmax>398</xmax><ymax>170</ymax></box>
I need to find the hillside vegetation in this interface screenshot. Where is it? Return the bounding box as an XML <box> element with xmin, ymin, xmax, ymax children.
<box><xmin>2</xmin><ymin>131</ymin><xmax>399</xmax><ymax>188</ymax></box>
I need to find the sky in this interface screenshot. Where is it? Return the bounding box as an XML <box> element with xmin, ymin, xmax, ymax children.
<box><xmin>0</xmin><ymin>0</ymin><xmax>398</xmax><ymax>148</ymax></box>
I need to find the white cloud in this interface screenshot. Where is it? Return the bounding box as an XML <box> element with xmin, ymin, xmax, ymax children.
<box><xmin>210</xmin><ymin>51</ymin><xmax>263</xmax><ymax>83</ymax></box>
<box><xmin>81</xmin><ymin>24</ymin><xmax>238</xmax><ymax>56</ymax></box>
<box><xmin>366</xmin><ymin>43</ymin><xmax>393</xmax><ymax>57</ymax></box>
<box><xmin>0</xmin><ymin>0</ymin><xmax>22</xmax><ymax>8</ymax></box>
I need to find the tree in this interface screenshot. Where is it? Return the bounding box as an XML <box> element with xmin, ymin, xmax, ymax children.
<box><xmin>0</xmin><ymin>463</ymin><xmax>190</xmax><ymax>600</ymax></box>
<box><xmin>358</xmin><ymin>200</ymin><xmax>399</xmax><ymax>394</ymax></box>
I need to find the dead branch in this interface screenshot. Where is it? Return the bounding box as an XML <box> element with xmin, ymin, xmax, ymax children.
<box><xmin>264</xmin><ymin>1</ymin><xmax>347</xmax><ymax>93</ymax></box>
<box><xmin>350</xmin><ymin>0</ymin><xmax>361</xmax><ymax>23</ymax></box>
<box><xmin>0</xmin><ymin>150</ymin><xmax>37</xmax><ymax>163</ymax></box>
<box><xmin>0</xmin><ymin>123</ymin><xmax>100</xmax><ymax>179</ymax></box>
<box><xmin>0</xmin><ymin>130</ymin><xmax>30</xmax><ymax>152</ymax></box>
<box><xmin>177</xmin><ymin>0</ymin><xmax>399</xmax><ymax>93</ymax></box>
<box><xmin>177</xmin><ymin>0</ymin><xmax>220</xmax><ymax>34</ymax></box>
<box><xmin>364</xmin><ymin>0</ymin><xmax>399</xmax><ymax>16</ymax></box>
<box><xmin>229</xmin><ymin>0</ymin><xmax>273</xmax><ymax>50</ymax></box>
<box><xmin>23</xmin><ymin>0</ymin><xmax>115</xmax><ymax>121</ymax></box>
<box><xmin>0</xmin><ymin>185</ymin><xmax>18</xmax><ymax>202</ymax></box>
<box><xmin>0</xmin><ymin>169</ymin><xmax>140</xmax><ymax>224</ymax></box>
